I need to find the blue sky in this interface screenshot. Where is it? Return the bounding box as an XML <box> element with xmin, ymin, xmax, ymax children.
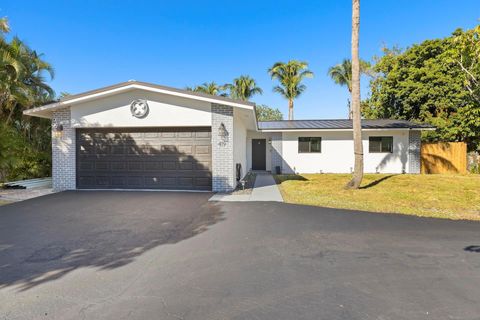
<box><xmin>2</xmin><ymin>1</ymin><xmax>479</xmax><ymax>119</ymax></box>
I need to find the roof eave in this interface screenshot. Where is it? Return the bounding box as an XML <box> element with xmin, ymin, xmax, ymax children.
<box><xmin>259</xmin><ymin>127</ymin><xmax>435</xmax><ymax>132</ymax></box>
<box><xmin>23</xmin><ymin>81</ymin><xmax>255</xmax><ymax>118</ymax></box>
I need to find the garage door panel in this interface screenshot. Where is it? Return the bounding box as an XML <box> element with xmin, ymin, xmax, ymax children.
<box><xmin>111</xmin><ymin>176</ymin><xmax>126</xmax><ymax>186</ymax></box>
<box><xmin>111</xmin><ymin>162</ymin><xmax>126</xmax><ymax>170</ymax></box>
<box><xmin>96</xmin><ymin>176</ymin><xmax>110</xmax><ymax>186</ymax></box>
<box><xmin>76</xmin><ymin>127</ymin><xmax>212</xmax><ymax>190</ymax></box>
<box><xmin>162</xmin><ymin>161</ymin><xmax>177</xmax><ymax>170</ymax></box>
<box><xmin>179</xmin><ymin>161</ymin><xmax>193</xmax><ymax>170</ymax></box>
<box><xmin>95</xmin><ymin>162</ymin><xmax>110</xmax><ymax>171</ymax></box>
<box><xmin>196</xmin><ymin>177</ymin><xmax>211</xmax><ymax>187</ymax></box>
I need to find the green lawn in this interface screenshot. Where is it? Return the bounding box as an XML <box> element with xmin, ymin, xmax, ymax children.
<box><xmin>0</xmin><ymin>200</ymin><xmax>11</xmax><ymax>206</ymax></box>
<box><xmin>274</xmin><ymin>174</ymin><xmax>480</xmax><ymax>220</ymax></box>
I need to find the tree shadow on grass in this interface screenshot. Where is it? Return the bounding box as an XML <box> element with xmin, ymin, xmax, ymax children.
<box><xmin>273</xmin><ymin>174</ymin><xmax>308</xmax><ymax>185</ymax></box>
<box><xmin>360</xmin><ymin>174</ymin><xmax>398</xmax><ymax>189</ymax></box>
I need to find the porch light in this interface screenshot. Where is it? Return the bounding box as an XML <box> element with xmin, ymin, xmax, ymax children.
<box><xmin>218</xmin><ymin>123</ymin><xmax>229</xmax><ymax>146</ymax></box>
<box><xmin>52</xmin><ymin>122</ymin><xmax>64</xmax><ymax>138</ymax></box>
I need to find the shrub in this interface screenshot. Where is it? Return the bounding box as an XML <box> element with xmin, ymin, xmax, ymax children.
<box><xmin>0</xmin><ymin>124</ymin><xmax>51</xmax><ymax>182</ymax></box>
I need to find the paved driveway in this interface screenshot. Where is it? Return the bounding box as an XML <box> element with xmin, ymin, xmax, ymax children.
<box><xmin>0</xmin><ymin>191</ymin><xmax>479</xmax><ymax>319</ymax></box>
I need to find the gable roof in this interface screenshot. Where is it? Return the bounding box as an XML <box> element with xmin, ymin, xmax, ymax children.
<box><xmin>258</xmin><ymin>119</ymin><xmax>435</xmax><ymax>130</ymax></box>
<box><xmin>23</xmin><ymin>80</ymin><xmax>255</xmax><ymax>118</ymax></box>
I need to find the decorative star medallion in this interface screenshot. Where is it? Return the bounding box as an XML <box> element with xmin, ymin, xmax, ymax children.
<box><xmin>130</xmin><ymin>99</ymin><xmax>149</xmax><ymax>118</ymax></box>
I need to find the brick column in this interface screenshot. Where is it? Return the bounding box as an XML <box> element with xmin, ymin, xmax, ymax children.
<box><xmin>211</xmin><ymin>104</ymin><xmax>235</xmax><ymax>192</ymax></box>
<box><xmin>408</xmin><ymin>130</ymin><xmax>421</xmax><ymax>174</ymax></box>
<box><xmin>52</xmin><ymin>108</ymin><xmax>76</xmax><ymax>191</ymax></box>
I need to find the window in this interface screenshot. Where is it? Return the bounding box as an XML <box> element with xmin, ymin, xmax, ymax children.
<box><xmin>298</xmin><ymin>137</ymin><xmax>321</xmax><ymax>153</ymax></box>
<box><xmin>369</xmin><ymin>136</ymin><xmax>393</xmax><ymax>153</ymax></box>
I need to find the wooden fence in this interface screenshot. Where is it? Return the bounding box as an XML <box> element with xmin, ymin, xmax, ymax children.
<box><xmin>421</xmin><ymin>142</ymin><xmax>467</xmax><ymax>174</ymax></box>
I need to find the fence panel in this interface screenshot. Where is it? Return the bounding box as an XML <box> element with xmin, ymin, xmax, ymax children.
<box><xmin>421</xmin><ymin>142</ymin><xmax>467</xmax><ymax>174</ymax></box>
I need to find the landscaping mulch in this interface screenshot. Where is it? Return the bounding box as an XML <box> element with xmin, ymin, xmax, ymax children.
<box><xmin>231</xmin><ymin>172</ymin><xmax>257</xmax><ymax>195</ymax></box>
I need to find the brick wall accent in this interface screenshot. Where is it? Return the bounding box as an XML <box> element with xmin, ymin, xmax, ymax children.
<box><xmin>211</xmin><ymin>104</ymin><xmax>235</xmax><ymax>192</ymax></box>
<box><xmin>271</xmin><ymin>132</ymin><xmax>283</xmax><ymax>173</ymax></box>
<box><xmin>52</xmin><ymin>108</ymin><xmax>76</xmax><ymax>190</ymax></box>
<box><xmin>408</xmin><ymin>130</ymin><xmax>421</xmax><ymax>174</ymax></box>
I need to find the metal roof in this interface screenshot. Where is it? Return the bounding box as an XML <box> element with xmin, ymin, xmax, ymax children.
<box><xmin>258</xmin><ymin>119</ymin><xmax>435</xmax><ymax>130</ymax></box>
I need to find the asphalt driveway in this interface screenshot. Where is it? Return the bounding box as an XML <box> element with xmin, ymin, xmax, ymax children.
<box><xmin>0</xmin><ymin>191</ymin><xmax>479</xmax><ymax>319</ymax></box>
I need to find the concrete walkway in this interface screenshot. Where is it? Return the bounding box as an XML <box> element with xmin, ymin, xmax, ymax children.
<box><xmin>250</xmin><ymin>173</ymin><xmax>284</xmax><ymax>201</ymax></box>
<box><xmin>209</xmin><ymin>173</ymin><xmax>283</xmax><ymax>202</ymax></box>
<box><xmin>0</xmin><ymin>187</ymin><xmax>55</xmax><ymax>203</ymax></box>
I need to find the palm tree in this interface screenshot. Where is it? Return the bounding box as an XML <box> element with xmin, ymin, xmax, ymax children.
<box><xmin>268</xmin><ymin>60</ymin><xmax>313</xmax><ymax>120</ymax></box>
<box><xmin>328</xmin><ymin>58</ymin><xmax>371</xmax><ymax>118</ymax></box>
<box><xmin>185</xmin><ymin>82</ymin><xmax>226</xmax><ymax>96</ymax></box>
<box><xmin>345</xmin><ymin>0</ymin><xmax>364</xmax><ymax>189</ymax></box>
<box><xmin>224</xmin><ymin>75</ymin><xmax>263</xmax><ymax>101</ymax></box>
<box><xmin>0</xmin><ymin>17</ymin><xmax>9</xmax><ymax>35</ymax></box>
<box><xmin>0</xmin><ymin>37</ymin><xmax>54</xmax><ymax>124</ymax></box>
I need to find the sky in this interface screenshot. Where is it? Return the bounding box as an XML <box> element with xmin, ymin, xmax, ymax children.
<box><xmin>2</xmin><ymin>0</ymin><xmax>479</xmax><ymax>119</ymax></box>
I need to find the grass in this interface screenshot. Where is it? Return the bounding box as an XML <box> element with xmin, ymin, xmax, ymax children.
<box><xmin>0</xmin><ymin>200</ymin><xmax>11</xmax><ymax>206</ymax></box>
<box><xmin>274</xmin><ymin>174</ymin><xmax>480</xmax><ymax>220</ymax></box>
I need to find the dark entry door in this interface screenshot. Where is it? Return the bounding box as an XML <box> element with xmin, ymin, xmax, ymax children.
<box><xmin>252</xmin><ymin>139</ymin><xmax>266</xmax><ymax>170</ymax></box>
<box><xmin>76</xmin><ymin>127</ymin><xmax>212</xmax><ymax>190</ymax></box>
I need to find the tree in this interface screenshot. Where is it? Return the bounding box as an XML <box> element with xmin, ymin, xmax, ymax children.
<box><xmin>224</xmin><ymin>75</ymin><xmax>263</xmax><ymax>101</ymax></box>
<box><xmin>328</xmin><ymin>58</ymin><xmax>371</xmax><ymax>118</ymax></box>
<box><xmin>0</xmin><ymin>17</ymin><xmax>54</xmax><ymax>182</ymax></box>
<box><xmin>185</xmin><ymin>82</ymin><xmax>226</xmax><ymax>96</ymax></box>
<box><xmin>0</xmin><ymin>17</ymin><xmax>8</xmax><ymax>34</ymax></box>
<box><xmin>450</xmin><ymin>25</ymin><xmax>480</xmax><ymax>103</ymax></box>
<box><xmin>255</xmin><ymin>104</ymin><xmax>283</xmax><ymax>121</ymax></box>
<box><xmin>345</xmin><ymin>0</ymin><xmax>363</xmax><ymax>189</ymax></box>
<box><xmin>268</xmin><ymin>60</ymin><xmax>313</xmax><ymax>120</ymax></box>
<box><xmin>363</xmin><ymin>25</ymin><xmax>480</xmax><ymax>151</ymax></box>
<box><xmin>0</xmin><ymin>36</ymin><xmax>54</xmax><ymax>124</ymax></box>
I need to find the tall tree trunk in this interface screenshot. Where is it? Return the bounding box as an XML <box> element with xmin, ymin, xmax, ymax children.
<box><xmin>347</xmin><ymin>99</ymin><xmax>352</xmax><ymax>119</ymax></box>
<box><xmin>345</xmin><ymin>0</ymin><xmax>364</xmax><ymax>189</ymax></box>
<box><xmin>288</xmin><ymin>99</ymin><xmax>294</xmax><ymax>120</ymax></box>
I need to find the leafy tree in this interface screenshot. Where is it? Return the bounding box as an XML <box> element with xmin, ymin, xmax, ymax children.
<box><xmin>0</xmin><ymin>36</ymin><xmax>54</xmax><ymax>124</ymax></box>
<box><xmin>345</xmin><ymin>0</ymin><xmax>364</xmax><ymax>189</ymax></box>
<box><xmin>268</xmin><ymin>60</ymin><xmax>314</xmax><ymax>120</ymax></box>
<box><xmin>0</xmin><ymin>17</ymin><xmax>53</xmax><ymax>182</ymax></box>
<box><xmin>363</xmin><ymin>25</ymin><xmax>480</xmax><ymax>150</ymax></box>
<box><xmin>328</xmin><ymin>58</ymin><xmax>371</xmax><ymax>118</ymax></box>
<box><xmin>0</xmin><ymin>17</ymin><xmax>8</xmax><ymax>34</ymax></box>
<box><xmin>0</xmin><ymin>123</ymin><xmax>21</xmax><ymax>181</ymax></box>
<box><xmin>450</xmin><ymin>26</ymin><xmax>480</xmax><ymax>102</ymax></box>
<box><xmin>224</xmin><ymin>75</ymin><xmax>263</xmax><ymax>101</ymax></box>
<box><xmin>185</xmin><ymin>82</ymin><xmax>226</xmax><ymax>96</ymax></box>
<box><xmin>255</xmin><ymin>104</ymin><xmax>283</xmax><ymax>121</ymax></box>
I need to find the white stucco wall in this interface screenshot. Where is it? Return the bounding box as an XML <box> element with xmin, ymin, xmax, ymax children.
<box><xmin>233</xmin><ymin>109</ymin><xmax>248</xmax><ymax>180</ymax></box>
<box><xmin>70</xmin><ymin>89</ymin><xmax>212</xmax><ymax>128</ymax></box>
<box><xmin>281</xmin><ymin>130</ymin><xmax>410</xmax><ymax>174</ymax></box>
<box><xmin>246</xmin><ymin>131</ymin><xmax>273</xmax><ymax>171</ymax></box>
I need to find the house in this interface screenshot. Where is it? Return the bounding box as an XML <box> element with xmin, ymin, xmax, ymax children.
<box><xmin>24</xmin><ymin>81</ymin><xmax>434</xmax><ymax>192</ymax></box>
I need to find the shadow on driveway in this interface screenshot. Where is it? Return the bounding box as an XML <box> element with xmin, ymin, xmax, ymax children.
<box><xmin>0</xmin><ymin>191</ymin><xmax>224</xmax><ymax>291</ymax></box>
<box><xmin>464</xmin><ymin>245</ymin><xmax>480</xmax><ymax>253</ymax></box>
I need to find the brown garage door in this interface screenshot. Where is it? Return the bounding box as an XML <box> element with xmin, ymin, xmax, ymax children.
<box><xmin>76</xmin><ymin>127</ymin><xmax>212</xmax><ymax>190</ymax></box>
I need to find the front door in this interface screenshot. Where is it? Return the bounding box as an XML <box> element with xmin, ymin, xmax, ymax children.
<box><xmin>252</xmin><ymin>139</ymin><xmax>266</xmax><ymax>170</ymax></box>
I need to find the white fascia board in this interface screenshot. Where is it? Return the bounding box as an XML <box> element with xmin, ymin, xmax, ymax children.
<box><xmin>410</xmin><ymin>127</ymin><xmax>436</xmax><ymax>131</ymax></box>
<box><xmin>24</xmin><ymin>84</ymin><xmax>254</xmax><ymax>117</ymax></box>
<box><xmin>259</xmin><ymin>128</ymin><xmax>413</xmax><ymax>132</ymax></box>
